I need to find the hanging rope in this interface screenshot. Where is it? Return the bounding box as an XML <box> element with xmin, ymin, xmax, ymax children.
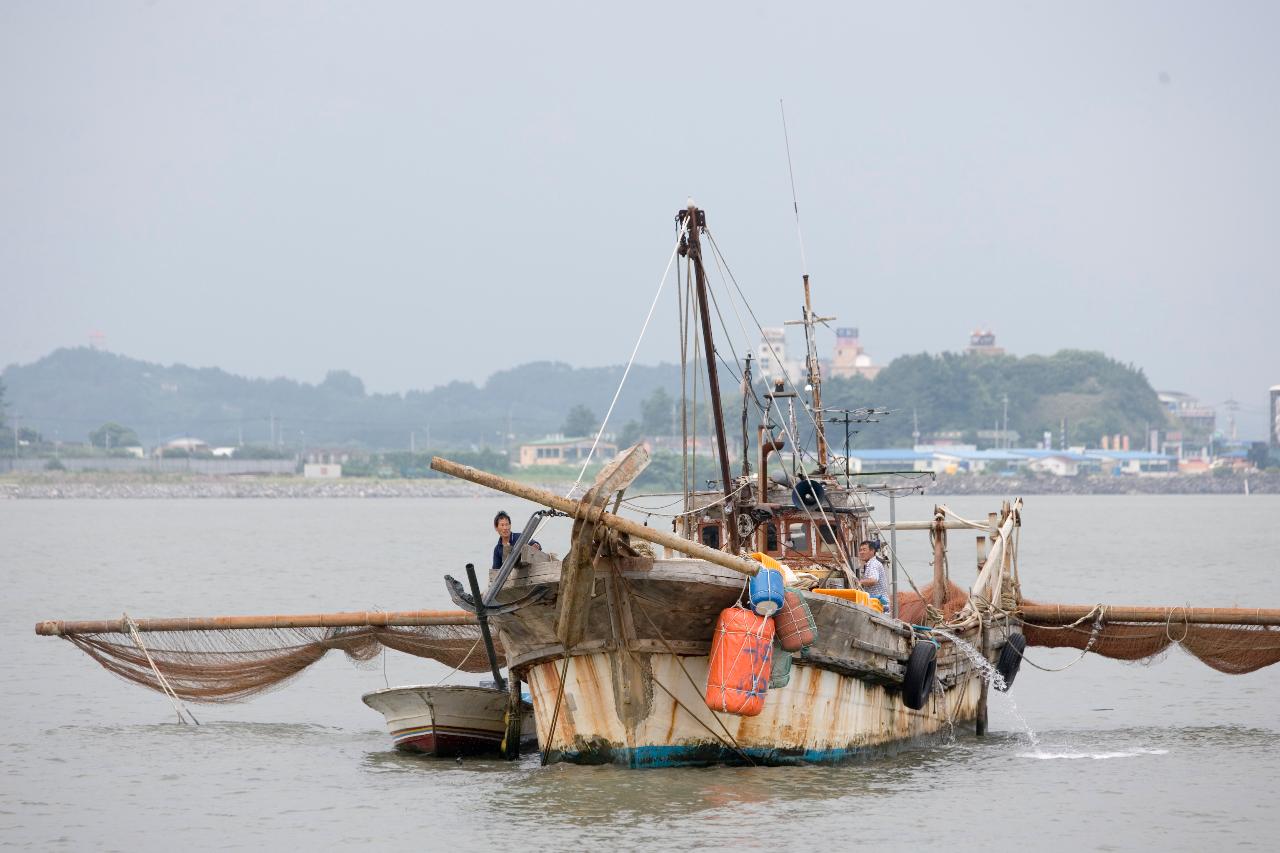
<box><xmin>540</xmin><ymin>653</ymin><xmax>573</xmax><ymax>766</ymax></box>
<box><xmin>123</xmin><ymin>612</ymin><xmax>200</xmax><ymax>725</ymax></box>
<box><xmin>568</xmin><ymin>234</ymin><xmax>683</xmax><ymax>495</ymax></box>
<box><xmin>434</xmin><ymin>635</ymin><xmax>483</xmax><ymax>686</ymax></box>
<box><xmin>1014</xmin><ymin>607</ymin><xmax>1106</xmax><ymax>672</ymax></box>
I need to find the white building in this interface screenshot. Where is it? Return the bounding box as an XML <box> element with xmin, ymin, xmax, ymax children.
<box><xmin>756</xmin><ymin>327</ymin><xmax>804</xmax><ymax>385</ymax></box>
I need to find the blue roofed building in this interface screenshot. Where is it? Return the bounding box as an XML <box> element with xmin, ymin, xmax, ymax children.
<box><xmin>842</xmin><ymin>448</ymin><xmax>935</xmax><ymax>474</ymax></box>
<box><xmin>1084</xmin><ymin>449</ymin><xmax>1177</xmax><ymax>475</ymax></box>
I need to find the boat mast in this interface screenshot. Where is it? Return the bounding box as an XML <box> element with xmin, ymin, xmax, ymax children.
<box><xmin>679</xmin><ymin>201</ymin><xmax>740</xmax><ymax>552</ymax></box>
<box><xmin>779</xmin><ymin>102</ymin><xmax>834</xmax><ymax>472</ymax></box>
<box><xmin>785</xmin><ymin>276</ymin><xmax>835</xmax><ymax>470</ymax></box>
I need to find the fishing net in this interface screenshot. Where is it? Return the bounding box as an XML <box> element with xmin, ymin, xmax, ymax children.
<box><xmin>1020</xmin><ymin>616</ymin><xmax>1280</xmax><ymax>675</ymax></box>
<box><xmin>62</xmin><ymin>625</ymin><xmax>501</xmax><ymax>703</ymax></box>
<box><xmin>895</xmin><ymin>581</ymin><xmax>971</xmax><ymax>625</ymax></box>
<box><xmin>896</xmin><ymin>587</ymin><xmax>1280</xmax><ymax>674</ymax></box>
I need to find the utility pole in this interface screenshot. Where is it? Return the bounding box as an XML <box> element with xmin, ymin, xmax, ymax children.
<box><xmin>1223</xmin><ymin>399</ymin><xmax>1240</xmax><ymax>442</ymax></box>
<box><xmin>1001</xmin><ymin>393</ymin><xmax>1009</xmax><ymax>450</ymax></box>
<box><xmin>822</xmin><ymin>407</ymin><xmax>886</xmax><ymax>487</ymax></box>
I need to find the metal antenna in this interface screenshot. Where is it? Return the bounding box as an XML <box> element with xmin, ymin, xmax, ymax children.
<box><xmin>780</xmin><ymin>99</ymin><xmax>808</xmax><ymax>276</ymax></box>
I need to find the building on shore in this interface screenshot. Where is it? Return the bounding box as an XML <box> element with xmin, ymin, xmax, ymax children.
<box><xmin>840</xmin><ymin>446</ymin><xmax>1177</xmax><ymax>477</ymax></box>
<box><xmin>1157</xmin><ymin>391</ymin><xmax>1216</xmax><ymax>453</ymax></box>
<box><xmin>517</xmin><ymin>436</ymin><xmax>618</xmax><ymax>467</ymax></box>
<box><xmin>755</xmin><ymin>327</ymin><xmax>803</xmax><ymax>385</ymax></box>
<box><xmin>828</xmin><ymin>327</ymin><xmax>881</xmax><ymax>380</ymax></box>
<box><xmin>965</xmin><ymin>329</ymin><xmax>1005</xmax><ymax>356</ymax></box>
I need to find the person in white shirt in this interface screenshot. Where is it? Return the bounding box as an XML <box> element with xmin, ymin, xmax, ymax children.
<box><xmin>856</xmin><ymin>540</ymin><xmax>891</xmax><ymax>614</ymax></box>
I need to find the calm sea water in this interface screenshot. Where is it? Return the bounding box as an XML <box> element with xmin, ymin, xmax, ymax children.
<box><xmin>3</xmin><ymin>494</ymin><xmax>1279</xmax><ymax>851</ymax></box>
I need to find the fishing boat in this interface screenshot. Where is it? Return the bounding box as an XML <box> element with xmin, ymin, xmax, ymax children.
<box><xmin>31</xmin><ymin>200</ymin><xmax>1280</xmax><ymax>768</ymax></box>
<box><xmin>428</xmin><ymin>201</ymin><xmax>1026</xmax><ymax>766</ymax></box>
<box><xmin>363</xmin><ymin>684</ymin><xmax>536</xmax><ymax>757</ymax></box>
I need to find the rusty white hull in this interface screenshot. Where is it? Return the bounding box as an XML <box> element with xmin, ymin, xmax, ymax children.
<box><xmin>362</xmin><ymin>684</ymin><xmax>536</xmax><ymax>757</ymax></box>
<box><xmin>491</xmin><ymin>555</ymin><xmax>1008</xmax><ymax>768</ymax></box>
<box><xmin>526</xmin><ymin>649</ymin><xmax>983</xmax><ymax>766</ymax></box>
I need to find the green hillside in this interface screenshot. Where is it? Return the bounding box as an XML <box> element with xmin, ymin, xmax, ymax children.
<box><xmin>2</xmin><ymin>346</ymin><xmax>1170</xmax><ymax>452</ymax></box>
<box><xmin>822</xmin><ymin>350</ymin><xmax>1170</xmax><ymax>448</ymax></box>
<box><xmin>1</xmin><ymin>348</ymin><xmax>681</xmax><ymax>450</ymax></box>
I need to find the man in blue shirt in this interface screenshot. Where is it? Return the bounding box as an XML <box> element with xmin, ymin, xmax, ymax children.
<box><xmin>492</xmin><ymin>510</ymin><xmax>540</xmax><ymax>570</ymax></box>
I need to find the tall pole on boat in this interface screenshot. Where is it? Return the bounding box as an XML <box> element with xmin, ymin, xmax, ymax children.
<box><xmin>801</xmin><ymin>275</ymin><xmax>828</xmax><ymax>468</ymax></box>
<box><xmin>779</xmin><ymin>101</ymin><xmax>832</xmax><ymax>471</ymax></box>
<box><xmin>932</xmin><ymin>508</ymin><xmax>948</xmax><ymax>611</ymax></box>
<box><xmin>888</xmin><ymin>492</ymin><xmax>899</xmax><ymax>619</ymax></box>
<box><xmin>681</xmin><ymin>201</ymin><xmax>740</xmax><ymax>552</ymax></box>
<box><xmin>465</xmin><ymin>563</ymin><xmax>506</xmax><ymax>692</ymax></box>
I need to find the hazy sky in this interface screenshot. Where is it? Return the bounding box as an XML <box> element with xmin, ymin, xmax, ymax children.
<box><xmin>3</xmin><ymin>2</ymin><xmax>1277</xmax><ymax>438</ymax></box>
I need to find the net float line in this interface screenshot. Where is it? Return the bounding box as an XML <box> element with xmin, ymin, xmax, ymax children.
<box><xmin>429</xmin><ymin>455</ymin><xmax>762</xmax><ymax>577</ymax></box>
<box><xmin>34</xmin><ymin>609</ymin><xmax>477</xmax><ymax>637</ymax></box>
<box><xmin>1020</xmin><ymin>604</ymin><xmax>1280</xmax><ymax>627</ymax></box>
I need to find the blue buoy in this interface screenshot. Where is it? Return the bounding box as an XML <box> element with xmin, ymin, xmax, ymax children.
<box><xmin>749</xmin><ymin>567</ymin><xmax>785</xmax><ymax>616</ymax></box>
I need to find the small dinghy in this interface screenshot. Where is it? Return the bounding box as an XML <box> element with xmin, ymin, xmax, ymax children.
<box><xmin>362</xmin><ymin>684</ymin><xmax>536</xmax><ymax>757</ymax></box>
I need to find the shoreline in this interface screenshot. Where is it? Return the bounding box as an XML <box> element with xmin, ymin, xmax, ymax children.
<box><xmin>2</xmin><ymin>471</ymin><xmax>1275</xmax><ymax>499</ymax></box>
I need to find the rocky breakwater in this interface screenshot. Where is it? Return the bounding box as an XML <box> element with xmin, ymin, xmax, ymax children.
<box><xmin>0</xmin><ymin>473</ymin><xmax>508</xmax><ymax>499</ymax></box>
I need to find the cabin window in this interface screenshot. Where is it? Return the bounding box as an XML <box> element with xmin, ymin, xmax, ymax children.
<box><xmin>765</xmin><ymin>522</ymin><xmax>778</xmax><ymax>552</ymax></box>
<box><xmin>701</xmin><ymin>524</ymin><xmax>721</xmax><ymax>549</ymax></box>
<box><xmin>787</xmin><ymin>521</ymin><xmax>809</xmax><ymax>553</ymax></box>
<box><xmin>816</xmin><ymin>522</ymin><xmax>837</xmax><ymax>553</ymax></box>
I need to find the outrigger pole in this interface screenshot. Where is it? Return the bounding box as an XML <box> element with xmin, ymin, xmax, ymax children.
<box><xmin>36</xmin><ymin>609</ymin><xmax>477</xmax><ymax>635</ymax></box>
<box><xmin>1021</xmin><ymin>604</ymin><xmax>1280</xmax><ymax>626</ymax></box>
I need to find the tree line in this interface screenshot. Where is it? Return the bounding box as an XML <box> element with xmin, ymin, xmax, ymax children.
<box><xmin>3</xmin><ymin>345</ymin><xmax>1174</xmax><ymax>457</ymax></box>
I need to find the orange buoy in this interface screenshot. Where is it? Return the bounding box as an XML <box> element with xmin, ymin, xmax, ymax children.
<box><xmin>774</xmin><ymin>589</ymin><xmax>817</xmax><ymax>652</ymax></box>
<box><xmin>705</xmin><ymin>606</ymin><xmax>775</xmax><ymax>716</ymax></box>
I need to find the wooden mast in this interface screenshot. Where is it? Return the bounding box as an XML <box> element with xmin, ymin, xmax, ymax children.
<box><xmin>682</xmin><ymin>201</ymin><xmax>740</xmax><ymax>552</ymax></box>
<box><xmin>802</xmin><ymin>275</ymin><xmax>828</xmax><ymax>467</ymax></box>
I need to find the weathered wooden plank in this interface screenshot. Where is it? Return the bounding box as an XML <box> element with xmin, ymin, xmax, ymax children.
<box><xmin>555</xmin><ymin>444</ymin><xmax>651</xmax><ymax>650</ymax></box>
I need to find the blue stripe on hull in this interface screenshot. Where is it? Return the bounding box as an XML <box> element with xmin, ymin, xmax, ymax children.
<box><xmin>555</xmin><ymin>744</ymin><xmax>858</xmax><ymax>768</ymax></box>
<box><xmin>555</xmin><ymin>730</ymin><xmax>956</xmax><ymax>768</ymax></box>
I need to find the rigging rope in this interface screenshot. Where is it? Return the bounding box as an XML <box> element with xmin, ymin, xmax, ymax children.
<box><xmin>568</xmin><ymin>233</ymin><xmax>683</xmax><ymax>496</ymax></box>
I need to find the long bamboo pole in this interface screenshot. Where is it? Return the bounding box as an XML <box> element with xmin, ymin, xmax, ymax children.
<box><xmin>1020</xmin><ymin>604</ymin><xmax>1280</xmax><ymax>627</ymax></box>
<box><xmin>883</xmin><ymin>519</ymin><xmax>982</xmax><ymax>531</ymax></box>
<box><xmin>430</xmin><ymin>456</ymin><xmax>762</xmax><ymax>577</ymax></box>
<box><xmin>35</xmin><ymin>609</ymin><xmax>477</xmax><ymax>636</ymax></box>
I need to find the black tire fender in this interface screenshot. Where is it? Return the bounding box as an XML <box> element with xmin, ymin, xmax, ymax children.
<box><xmin>902</xmin><ymin>641</ymin><xmax>938</xmax><ymax>710</ymax></box>
<box><xmin>995</xmin><ymin>633</ymin><xmax>1027</xmax><ymax>692</ymax></box>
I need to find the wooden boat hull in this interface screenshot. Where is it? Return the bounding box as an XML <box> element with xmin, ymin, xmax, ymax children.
<box><xmin>492</xmin><ymin>555</ymin><xmax>1010</xmax><ymax>768</ymax></box>
<box><xmin>361</xmin><ymin>684</ymin><xmax>536</xmax><ymax>757</ymax></box>
<box><xmin>526</xmin><ymin>649</ymin><xmax>983</xmax><ymax>767</ymax></box>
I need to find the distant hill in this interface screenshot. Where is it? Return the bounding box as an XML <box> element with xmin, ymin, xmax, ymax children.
<box><xmin>2</xmin><ymin>346</ymin><xmax>1170</xmax><ymax>452</ymax></box>
<box><xmin>1</xmin><ymin>348</ymin><xmax>682</xmax><ymax>450</ymax></box>
<box><xmin>822</xmin><ymin>349</ymin><xmax>1171</xmax><ymax>449</ymax></box>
